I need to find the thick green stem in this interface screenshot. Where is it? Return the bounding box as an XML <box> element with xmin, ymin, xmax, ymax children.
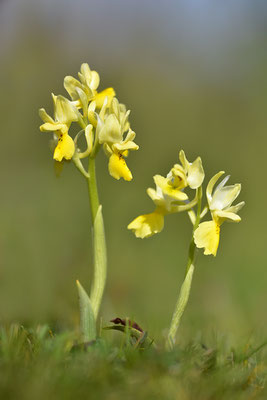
<box><xmin>166</xmin><ymin>187</ymin><xmax>202</xmax><ymax>349</ymax></box>
<box><xmin>87</xmin><ymin>157</ymin><xmax>100</xmax><ymax>222</ymax></box>
<box><xmin>87</xmin><ymin>157</ymin><xmax>107</xmax><ymax>319</ymax></box>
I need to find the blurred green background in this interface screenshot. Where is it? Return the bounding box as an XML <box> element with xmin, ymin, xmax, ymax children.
<box><xmin>0</xmin><ymin>0</ymin><xmax>266</xmax><ymax>341</ymax></box>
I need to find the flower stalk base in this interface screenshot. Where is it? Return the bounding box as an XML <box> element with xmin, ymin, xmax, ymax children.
<box><xmin>77</xmin><ymin>156</ymin><xmax>107</xmax><ymax>342</ymax></box>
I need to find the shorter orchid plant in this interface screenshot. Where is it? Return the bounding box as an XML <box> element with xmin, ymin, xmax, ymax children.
<box><xmin>128</xmin><ymin>151</ymin><xmax>244</xmax><ymax>348</ymax></box>
<box><xmin>39</xmin><ymin>63</ymin><xmax>244</xmax><ymax>349</ymax></box>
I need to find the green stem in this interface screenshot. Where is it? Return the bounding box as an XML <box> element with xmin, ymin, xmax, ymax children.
<box><xmin>166</xmin><ymin>187</ymin><xmax>202</xmax><ymax>349</ymax></box>
<box><xmin>87</xmin><ymin>156</ymin><xmax>107</xmax><ymax>319</ymax></box>
<box><xmin>87</xmin><ymin>157</ymin><xmax>100</xmax><ymax>222</ymax></box>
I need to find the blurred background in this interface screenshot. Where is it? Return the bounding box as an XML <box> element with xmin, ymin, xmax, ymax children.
<box><xmin>0</xmin><ymin>0</ymin><xmax>266</xmax><ymax>342</ymax></box>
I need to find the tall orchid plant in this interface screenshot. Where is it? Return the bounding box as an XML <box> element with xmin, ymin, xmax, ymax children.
<box><xmin>39</xmin><ymin>64</ymin><xmax>138</xmax><ymax>342</ymax></box>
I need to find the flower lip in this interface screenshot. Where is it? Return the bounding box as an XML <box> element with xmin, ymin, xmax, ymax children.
<box><xmin>127</xmin><ymin>211</ymin><xmax>165</xmax><ymax>238</ymax></box>
<box><xmin>194</xmin><ymin>220</ymin><xmax>220</xmax><ymax>256</ymax></box>
<box><xmin>108</xmin><ymin>152</ymin><xmax>132</xmax><ymax>181</ymax></box>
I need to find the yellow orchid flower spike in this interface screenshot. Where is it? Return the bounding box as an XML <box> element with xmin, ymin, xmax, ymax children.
<box><xmin>39</xmin><ymin>94</ymin><xmax>79</xmax><ymax>162</ymax></box>
<box><xmin>128</xmin><ymin>150</ymin><xmax>204</xmax><ymax>238</ymax></box>
<box><xmin>194</xmin><ymin>172</ymin><xmax>245</xmax><ymax>256</ymax></box>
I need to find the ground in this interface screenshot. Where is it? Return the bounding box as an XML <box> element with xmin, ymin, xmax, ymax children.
<box><xmin>0</xmin><ymin>324</ymin><xmax>266</xmax><ymax>400</ymax></box>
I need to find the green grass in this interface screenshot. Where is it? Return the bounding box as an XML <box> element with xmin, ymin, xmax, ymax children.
<box><xmin>0</xmin><ymin>324</ymin><xmax>266</xmax><ymax>400</ymax></box>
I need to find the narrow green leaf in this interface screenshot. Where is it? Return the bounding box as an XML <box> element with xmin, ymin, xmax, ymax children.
<box><xmin>90</xmin><ymin>205</ymin><xmax>107</xmax><ymax>319</ymax></box>
<box><xmin>76</xmin><ymin>280</ymin><xmax>96</xmax><ymax>342</ymax></box>
<box><xmin>167</xmin><ymin>263</ymin><xmax>195</xmax><ymax>349</ymax></box>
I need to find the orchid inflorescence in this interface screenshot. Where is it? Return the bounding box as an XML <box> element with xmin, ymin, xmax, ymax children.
<box><xmin>39</xmin><ymin>63</ymin><xmax>138</xmax><ymax>181</ymax></box>
<box><xmin>128</xmin><ymin>150</ymin><xmax>244</xmax><ymax>257</ymax></box>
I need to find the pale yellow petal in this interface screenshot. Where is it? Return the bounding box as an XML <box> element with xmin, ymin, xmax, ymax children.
<box><xmin>124</xmin><ymin>128</ymin><xmax>135</xmax><ymax>143</ymax></box>
<box><xmin>53</xmin><ymin>134</ymin><xmax>75</xmax><ymax>162</ymax></box>
<box><xmin>127</xmin><ymin>211</ymin><xmax>164</xmax><ymax>238</ymax></box>
<box><xmin>90</xmin><ymin>71</ymin><xmax>100</xmax><ymax>91</ymax></box>
<box><xmin>110</xmin><ymin>97</ymin><xmax>120</xmax><ymax>118</ymax></box>
<box><xmin>40</xmin><ymin>122</ymin><xmax>67</xmax><ymax>133</ymax></box>
<box><xmin>39</xmin><ymin>108</ymin><xmax>54</xmax><ymax>123</ymax></box>
<box><xmin>213</xmin><ymin>210</ymin><xmax>241</xmax><ymax>223</ymax></box>
<box><xmin>99</xmin><ymin>97</ymin><xmax>109</xmax><ymax>120</ymax></box>
<box><xmin>59</xmin><ymin>96</ymin><xmax>79</xmax><ymax>125</ymax></box>
<box><xmin>194</xmin><ymin>220</ymin><xmax>220</xmax><ymax>256</ymax></box>
<box><xmin>206</xmin><ymin>171</ymin><xmax>225</xmax><ymax>206</ymax></box>
<box><xmin>113</xmin><ymin>141</ymin><xmax>139</xmax><ymax>152</ymax></box>
<box><xmin>121</xmin><ymin>110</ymin><xmax>131</xmax><ymax>132</ymax></box>
<box><xmin>79</xmin><ymin>64</ymin><xmax>100</xmax><ymax>92</ymax></box>
<box><xmin>187</xmin><ymin>157</ymin><xmax>205</xmax><ymax>189</ymax></box>
<box><xmin>76</xmin><ymin>87</ymin><xmax>88</xmax><ymax>116</ymax></box>
<box><xmin>178</xmin><ymin>151</ymin><xmax>204</xmax><ymax>189</ymax></box>
<box><xmin>79</xmin><ymin>63</ymin><xmax>92</xmax><ymax>86</ymax></box>
<box><xmin>108</xmin><ymin>153</ymin><xmax>132</xmax><ymax>181</ymax></box>
<box><xmin>211</xmin><ymin>184</ymin><xmax>241</xmax><ymax>211</ymax></box>
<box><xmin>63</xmin><ymin>76</ymin><xmax>83</xmax><ymax>101</ymax></box>
<box><xmin>88</xmin><ymin>111</ymin><xmax>98</xmax><ymax>128</ymax></box>
<box><xmin>147</xmin><ymin>187</ymin><xmax>166</xmax><ymax>208</ymax></box>
<box><xmin>53</xmin><ymin>95</ymin><xmax>79</xmax><ymax>126</ymax></box>
<box><xmin>98</xmin><ymin>114</ymin><xmax>122</xmax><ymax>144</ymax></box>
<box><xmin>85</xmin><ymin>123</ymin><xmax>93</xmax><ymax>145</ymax></box>
<box><xmin>226</xmin><ymin>201</ymin><xmax>245</xmax><ymax>214</ymax></box>
<box><xmin>88</xmin><ymin>101</ymin><xmax>96</xmax><ymax>113</ymax></box>
<box><xmin>178</xmin><ymin>150</ymin><xmax>190</xmax><ymax>171</ymax></box>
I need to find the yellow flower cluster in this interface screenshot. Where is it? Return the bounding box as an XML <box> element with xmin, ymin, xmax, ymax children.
<box><xmin>128</xmin><ymin>151</ymin><xmax>244</xmax><ymax>256</ymax></box>
<box><xmin>128</xmin><ymin>150</ymin><xmax>204</xmax><ymax>238</ymax></box>
<box><xmin>39</xmin><ymin>94</ymin><xmax>79</xmax><ymax>162</ymax></box>
<box><xmin>39</xmin><ymin>63</ymin><xmax>138</xmax><ymax>180</ymax></box>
